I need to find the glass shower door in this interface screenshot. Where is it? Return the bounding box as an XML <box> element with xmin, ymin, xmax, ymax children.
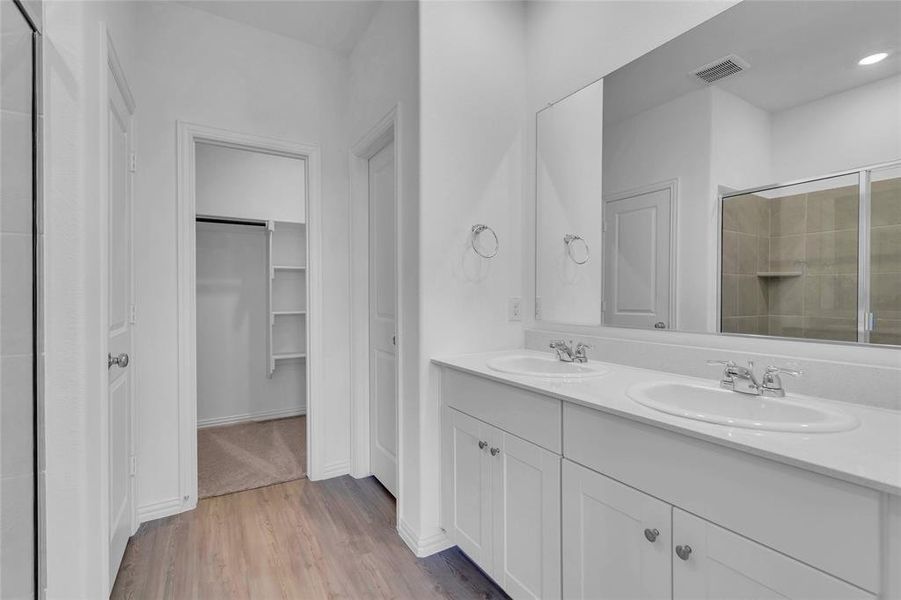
<box><xmin>1</xmin><ymin>0</ymin><xmax>37</xmax><ymax>596</ymax></box>
<box><xmin>869</xmin><ymin>164</ymin><xmax>901</xmax><ymax>345</ymax></box>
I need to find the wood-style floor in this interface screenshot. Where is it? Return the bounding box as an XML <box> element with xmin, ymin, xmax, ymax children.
<box><xmin>111</xmin><ymin>476</ymin><xmax>508</xmax><ymax>600</ymax></box>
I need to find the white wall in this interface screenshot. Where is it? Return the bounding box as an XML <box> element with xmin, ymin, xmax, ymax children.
<box><xmin>419</xmin><ymin>0</ymin><xmax>527</xmax><ymax>554</ymax></box>
<box><xmin>195</xmin><ymin>143</ymin><xmax>306</xmax><ymax>223</ymax></box>
<box><xmin>603</xmin><ymin>88</ymin><xmax>713</xmax><ymax>332</ymax></box>
<box><xmin>42</xmin><ymin>2</ymin><xmax>139</xmax><ymax>596</ymax></box>
<box><xmin>347</xmin><ymin>0</ymin><xmax>421</xmax><ymax>545</ymax></box>
<box><xmin>772</xmin><ymin>73</ymin><xmax>901</xmax><ymax>181</ymax></box>
<box><xmin>536</xmin><ymin>79</ymin><xmax>604</xmax><ymax>325</ymax></box>
<box><xmin>131</xmin><ymin>2</ymin><xmax>350</xmax><ymax>518</ymax></box>
<box><xmin>195</xmin><ymin>223</ymin><xmax>305</xmax><ymax>426</ymax></box>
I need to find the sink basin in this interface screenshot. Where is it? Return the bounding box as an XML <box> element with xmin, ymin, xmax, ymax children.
<box><xmin>627</xmin><ymin>381</ymin><xmax>858</xmax><ymax>433</ymax></box>
<box><xmin>487</xmin><ymin>354</ymin><xmax>607</xmax><ymax>379</ymax></box>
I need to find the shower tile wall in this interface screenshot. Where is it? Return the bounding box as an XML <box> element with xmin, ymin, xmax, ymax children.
<box><xmin>721</xmin><ymin>194</ymin><xmax>769</xmax><ymax>335</ymax></box>
<box><xmin>871</xmin><ymin>177</ymin><xmax>901</xmax><ymax>345</ymax></box>
<box><xmin>768</xmin><ymin>185</ymin><xmax>859</xmax><ymax>341</ymax></box>
<box><xmin>722</xmin><ymin>184</ymin><xmax>860</xmax><ymax>342</ymax></box>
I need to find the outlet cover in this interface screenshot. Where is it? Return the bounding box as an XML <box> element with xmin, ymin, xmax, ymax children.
<box><xmin>508</xmin><ymin>297</ymin><xmax>522</xmax><ymax>321</ymax></box>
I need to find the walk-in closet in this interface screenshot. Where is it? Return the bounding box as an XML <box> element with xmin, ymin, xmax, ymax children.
<box><xmin>193</xmin><ymin>142</ymin><xmax>308</xmax><ymax>498</ymax></box>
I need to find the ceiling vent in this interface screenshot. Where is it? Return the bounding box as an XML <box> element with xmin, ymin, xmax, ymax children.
<box><xmin>692</xmin><ymin>54</ymin><xmax>750</xmax><ymax>84</ymax></box>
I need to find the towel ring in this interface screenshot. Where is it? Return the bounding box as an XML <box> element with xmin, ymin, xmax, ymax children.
<box><xmin>564</xmin><ymin>233</ymin><xmax>590</xmax><ymax>265</ymax></box>
<box><xmin>471</xmin><ymin>224</ymin><xmax>499</xmax><ymax>259</ymax></box>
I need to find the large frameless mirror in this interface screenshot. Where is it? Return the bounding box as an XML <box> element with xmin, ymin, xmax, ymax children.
<box><xmin>533</xmin><ymin>0</ymin><xmax>901</xmax><ymax>346</ymax></box>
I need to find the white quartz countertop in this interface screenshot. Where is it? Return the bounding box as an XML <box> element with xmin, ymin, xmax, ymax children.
<box><xmin>432</xmin><ymin>349</ymin><xmax>901</xmax><ymax>495</ymax></box>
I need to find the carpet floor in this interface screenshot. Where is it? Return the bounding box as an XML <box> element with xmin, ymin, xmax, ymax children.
<box><xmin>197</xmin><ymin>416</ymin><xmax>306</xmax><ymax>499</ymax></box>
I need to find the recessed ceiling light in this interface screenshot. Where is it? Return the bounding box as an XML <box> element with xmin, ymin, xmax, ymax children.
<box><xmin>858</xmin><ymin>52</ymin><xmax>888</xmax><ymax>66</ymax></box>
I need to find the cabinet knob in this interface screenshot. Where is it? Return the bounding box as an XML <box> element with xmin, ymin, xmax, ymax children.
<box><xmin>675</xmin><ymin>545</ymin><xmax>692</xmax><ymax>561</ymax></box>
<box><xmin>478</xmin><ymin>441</ymin><xmax>488</xmax><ymax>450</ymax></box>
<box><xmin>490</xmin><ymin>447</ymin><xmax>500</xmax><ymax>456</ymax></box>
<box><xmin>643</xmin><ymin>528</ymin><xmax>659</xmax><ymax>543</ymax></box>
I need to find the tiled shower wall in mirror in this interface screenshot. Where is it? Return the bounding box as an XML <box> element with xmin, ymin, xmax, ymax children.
<box><xmin>722</xmin><ymin>171</ymin><xmax>900</xmax><ymax>345</ymax></box>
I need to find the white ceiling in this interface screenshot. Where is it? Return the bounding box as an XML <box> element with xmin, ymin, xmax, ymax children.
<box><xmin>604</xmin><ymin>0</ymin><xmax>901</xmax><ymax>125</ymax></box>
<box><xmin>178</xmin><ymin>0</ymin><xmax>381</xmax><ymax>55</ymax></box>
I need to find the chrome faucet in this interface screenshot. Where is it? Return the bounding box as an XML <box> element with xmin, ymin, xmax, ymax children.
<box><xmin>550</xmin><ymin>340</ymin><xmax>592</xmax><ymax>363</ymax></box>
<box><xmin>707</xmin><ymin>360</ymin><xmax>802</xmax><ymax>397</ymax></box>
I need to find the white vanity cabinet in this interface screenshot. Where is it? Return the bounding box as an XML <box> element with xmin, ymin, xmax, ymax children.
<box><xmin>442</xmin><ymin>406</ymin><xmax>562</xmax><ymax>600</ymax></box>
<box><xmin>441</xmin><ymin>371</ymin><xmax>563</xmax><ymax>600</ymax></box>
<box><xmin>672</xmin><ymin>509</ymin><xmax>873</xmax><ymax>600</ymax></box>
<box><xmin>438</xmin><ymin>365</ymin><xmax>890</xmax><ymax>600</ymax></box>
<box><xmin>562</xmin><ymin>460</ymin><xmax>874</xmax><ymax>600</ymax></box>
<box><xmin>562</xmin><ymin>460</ymin><xmax>671</xmax><ymax>600</ymax></box>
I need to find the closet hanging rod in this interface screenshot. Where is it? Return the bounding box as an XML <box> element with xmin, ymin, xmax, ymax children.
<box><xmin>196</xmin><ymin>215</ymin><xmax>267</xmax><ymax>227</ymax></box>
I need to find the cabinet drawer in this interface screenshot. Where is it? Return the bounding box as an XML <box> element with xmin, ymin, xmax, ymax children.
<box><xmin>564</xmin><ymin>403</ymin><xmax>881</xmax><ymax>593</ymax></box>
<box><xmin>442</xmin><ymin>369</ymin><xmax>562</xmax><ymax>454</ymax></box>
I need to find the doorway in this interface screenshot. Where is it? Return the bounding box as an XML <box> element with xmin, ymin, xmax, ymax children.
<box><xmin>349</xmin><ymin>108</ymin><xmax>401</xmax><ymax>498</ymax></box>
<box><xmin>368</xmin><ymin>140</ymin><xmax>398</xmax><ymax>496</ymax></box>
<box><xmin>176</xmin><ymin>123</ymin><xmax>323</xmax><ymax>508</ymax></box>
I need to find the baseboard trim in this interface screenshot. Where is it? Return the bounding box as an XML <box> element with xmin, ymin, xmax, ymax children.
<box><xmin>197</xmin><ymin>406</ymin><xmax>306</xmax><ymax>428</ymax></box>
<box><xmin>397</xmin><ymin>519</ymin><xmax>453</xmax><ymax>558</ymax></box>
<box><xmin>137</xmin><ymin>497</ymin><xmax>191</xmax><ymax>524</ymax></box>
<box><xmin>310</xmin><ymin>459</ymin><xmax>350</xmax><ymax>481</ymax></box>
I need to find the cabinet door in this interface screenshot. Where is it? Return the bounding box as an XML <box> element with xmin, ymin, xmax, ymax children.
<box><xmin>562</xmin><ymin>460</ymin><xmax>671</xmax><ymax>600</ymax></box>
<box><xmin>673</xmin><ymin>508</ymin><xmax>875</xmax><ymax>600</ymax></box>
<box><xmin>442</xmin><ymin>407</ymin><xmax>493</xmax><ymax>570</ymax></box>
<box><xmin>490</xmin><ymin>428</ymin><xmax>561</xmax><ymax>600</ymax></box>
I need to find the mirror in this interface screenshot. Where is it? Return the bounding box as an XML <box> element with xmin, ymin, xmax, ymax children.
<box><xmin>536</xmin><ymin>80</ymin><xmax>604</xmax><ymax>325</ymax></box>
<box><xmin>534</xmin><ymin>0</ymin><xmax>901</xmax><ymax>346</ymax></box>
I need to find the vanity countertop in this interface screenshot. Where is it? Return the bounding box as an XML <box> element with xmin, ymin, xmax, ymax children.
<box><xmin>433</xmin><ymin>350</ymin><xmax>901</xmax><ymax>496</ymax></box>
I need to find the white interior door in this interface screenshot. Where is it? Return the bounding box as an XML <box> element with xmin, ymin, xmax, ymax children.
<box><xmin>369</xmin><ymin>140</ymin><xmax>397</xmax><ymax>496</ymax></box>
<box><xmin>106</xmin><ymin>66</ymin><xmax>135</xmax><ymax>586</ymax></box>
<box><xmin>603</xmin><ymin>186</ymin><xmax>673</xmax><ymax>329</ymax></box>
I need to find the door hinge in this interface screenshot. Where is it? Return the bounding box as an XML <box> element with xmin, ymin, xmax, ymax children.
<box><xmin>866</xmin><ymin>312</ymin><xmax>876</xmax><ymax>332</ymax></box>
<box><xmin>129</xmin><ymin>152</ymin><xmax>137</xmax><ymax>173</ymax></box>
<box><xmin>129</xmin><ymin>455</ymin><xmax>137</xmax><ymax>477</ymax></box>
<box><xmin>602</xmin><ymin>221</ymin><xmax>608</xmax><ymax>233</ymax></box>
<box><xmin>129</xmin><ymin>304</ymin><xmax>137</xmax><ymax>324</ymax></box>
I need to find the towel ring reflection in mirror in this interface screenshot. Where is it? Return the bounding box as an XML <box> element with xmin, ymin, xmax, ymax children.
<box><xmin>564</xmin><ymin>233</ymin><xmax>590</xmax><ymax>265</ymax></box>
<box><xmin>471</xmin><ymin>224</ymin><xmax>499</xmax><ymax>258</ymax></box>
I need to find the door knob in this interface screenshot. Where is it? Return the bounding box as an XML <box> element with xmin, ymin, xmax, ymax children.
<box><xmin>644</xmin><ymin>528</ymin><xmax>659</xmax><ymax>543</ymax></box>
<box><xmin>654</xmin><ymin>321</ymin><xmax>667</xmax><ymax>329</ymax></box>
<box><xmin>108</xmin><ymin>352</ymin><xmax>129</xmax><ymax>369</ymax></box>
<box><xmin>675</xmin><ymin>545</ymin><xmax>692</xmax><ymax>560</ymax></box>
<box><xmin>478</xmin><ymin>440</ymin><xmax>488</xmax><ymax>450</ymax></box>
<box><xmin>489</xmin><ymin>447</ymin><xmax>500</xmax><ymax>456</ymax></box>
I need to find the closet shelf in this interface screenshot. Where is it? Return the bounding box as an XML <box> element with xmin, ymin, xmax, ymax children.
<box><xmin>273</xmin><ymin>352</ymin><xmax>306</xmax><ymax>361</ymax></box>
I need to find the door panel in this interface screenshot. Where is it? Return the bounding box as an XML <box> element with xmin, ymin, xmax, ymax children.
<box><xmin>492</xmin><ymin>430</ymin><xmax>561</xmax><ymax>600</ymax></box>
<box><xmin>442</xmin><ymin>407</ymin><xmax>492</xmax><ymax>571</ymax></box>
<box><xmin>603</xmin><ymin>186</ymin><xmax>673</xmax><ymax>329</ymax></box>
<box><xmin>107</xmin><ymin>65</ymin><xmax>134</xmax><ymax>587</ymax></box>
<box><xmin>369</xmin><ymin>141</ymin><xmax>397</xmax><ymax>496</ymax></box>
<box><xmin>673</xmin><ymin>508</ymin><xmax>874</xmax><ymax>600</ymax></box>
<box><xmin>562</xmin><ymin>460</ymin><xmax>671</xmax><ymax>600</ymax></box>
